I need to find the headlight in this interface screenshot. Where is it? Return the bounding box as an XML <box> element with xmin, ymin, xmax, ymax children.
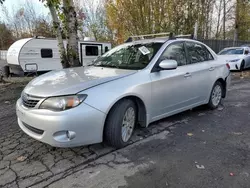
<box><xmin>39</xmin><ymin>94</ymin><xmax>87</xmax><ymax>111</ymax></box>
<box><xmin>228</xmin><ymin>59</ymin><xmax>240</xmax><ymax>62</ymax></box>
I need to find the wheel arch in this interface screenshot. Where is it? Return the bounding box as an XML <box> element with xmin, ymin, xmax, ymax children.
<box><xmin>104</xmin><ymin>95</ymin><xmax>148</xmax><ymax>129</ymax></box>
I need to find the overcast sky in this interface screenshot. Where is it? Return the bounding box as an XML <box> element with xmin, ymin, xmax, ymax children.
<box><xmin>0</xmin><ymin>0</ymin><xmax>49</xmax><ymax>21</ymax></box>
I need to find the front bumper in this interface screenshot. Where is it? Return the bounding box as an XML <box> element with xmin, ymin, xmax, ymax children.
<box><xmin>228</xmin><ymin>61</ymin><xmax>241</xmax><ymax>70</ymax></box>
<box><xmin>16</xmin><ymin>98</ymin><xmax>106</xmax><ymax>147</ymax></box>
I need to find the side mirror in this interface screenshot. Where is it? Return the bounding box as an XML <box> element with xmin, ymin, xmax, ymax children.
<box><xmin>245</xmin><ymin>50</ymin><xmax>249</xmax><ymax>55</ymax></box>
<box><xmin>158</xmin><ymin>59</ymin><xmax>178</xmax><ymax>70</ymax></box>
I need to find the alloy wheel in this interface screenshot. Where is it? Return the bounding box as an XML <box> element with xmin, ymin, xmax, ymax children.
<box><xmin>121</xmin><ymin>107</ymin><xmax>135</xmax><ymax>142</ymax></box>
<box><xmin>211</xmin><ymin>85</ymin><xmax>222</xmax><ymax>106</ymax></box>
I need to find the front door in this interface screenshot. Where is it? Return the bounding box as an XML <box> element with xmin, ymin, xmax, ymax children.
<box><xmin>150</xmin><ymin>42</ymin><xmax>197</xmax><ymax>120</ymax></box>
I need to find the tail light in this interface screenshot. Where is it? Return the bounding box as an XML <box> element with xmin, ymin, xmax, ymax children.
<box><xmin>226</xmin><ymin>63</ymin><xmax>230</xmax><ymax>69</ymax></box>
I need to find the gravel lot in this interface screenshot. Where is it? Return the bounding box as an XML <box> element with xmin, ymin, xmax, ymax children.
<box><xmin>0</xmin><ymin>72</ymin><xmax>250</xmax><ymax>188</ymax></box>
<box><xmin>0</xmin><ymin>60</ymin><xmax>7</xmax><ymax>69</ymax></box>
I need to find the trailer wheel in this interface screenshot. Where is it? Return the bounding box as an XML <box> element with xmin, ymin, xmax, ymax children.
<box><xmin>3</xmin><ymin>66</ymin><xmax>10</xmax><ymax>78</ymax></box>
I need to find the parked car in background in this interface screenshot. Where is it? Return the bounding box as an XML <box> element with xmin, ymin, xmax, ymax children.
<box><xmin>240</xmin><ymin>44</ymin><xmax>250</xmax><ymax>48</ymax></box>
<box><xmin>218</xmin><ymin>47</ymin><xmax>250</xmax><ymax>71</ymax></box>
<box><xmin>16</xmin><ymin>34</ymin><xmax>231</xmax><ymax>149</ymax></box>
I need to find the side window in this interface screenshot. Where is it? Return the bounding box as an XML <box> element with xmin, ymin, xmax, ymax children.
<box><xmin>41</xmin><ymin>49</ymin><xmax>53</xmax><ymax>58</ymax></box>
<box><xmin>186</xmin><ymin>42</ymin><xmax>214</xmax><ymax>64</ymax></box>
<box><xmin>86</xmin><ymin>46</ymin><xmax>99</xmax><ymax>56</ymax></box>
<box><xmin>160</xmin><ymin>42</ymin><xmax>187</xmax><ymax>66</ymax></box>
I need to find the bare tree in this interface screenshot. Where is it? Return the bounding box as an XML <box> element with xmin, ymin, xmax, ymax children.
<box><xmin>43</xmin><ymin>0</ymin><xmax>80</xmax><ymax>68</ymax></box>
<box><xmin>0</xmin><ymin>22</ymin><xmax>14</xmax><ymax>49</ymax></box>
<box><xmin>75</xmin><ymin>0</ymin><xmax>112</xmax><ymax>41</ymax></box>
<box><xmin>1</xmin><ymin>0</ymin><xmax>51</xmax><ymax>38</ymax></box>
<box><xmin>215</xmin><ymin>0</ymin><xmax>223</xmax><ymax>38</ymax></box>
<box><xmin>46</xmin><ymin>0</ymin><xmax>68</xmax><ymax>67</ymax></box>
<box><xmin>1</xmin><ymin>0</ymin><xmax>80</xmax><ymax>68</ymax></box>
<box><xmin>62</xmin><ymin>0</ymin><xmax>79</xmax><ymax>66</ymax></box>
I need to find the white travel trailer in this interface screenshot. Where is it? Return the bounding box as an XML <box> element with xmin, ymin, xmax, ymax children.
<box><xmin>6</xmin><ymin>37</ymin><xmax>111</xmax><ymax>75</ymax></box>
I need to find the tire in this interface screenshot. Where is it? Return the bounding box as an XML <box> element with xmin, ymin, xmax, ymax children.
<box><xmin>3</xmin><ymin>65</ymin><xmax>10</xmax><ymax>78</ymax></box>
<box><xmin>104</xmin><ymin>99</ymin><xmax>137</xmax><ymax>148</ymax></box>
<box><xmin>240</xmin><ymin>60</ymin><xmax>245</xmax><ymax>71</ymax></box>
<box><xmin>208</xmin><ymin>81</ymin><xmax>223</xmax><ymax>109</ymax></box>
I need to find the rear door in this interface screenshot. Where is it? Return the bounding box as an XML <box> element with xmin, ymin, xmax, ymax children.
<box><xmin>150</xmin><ymin>42</ymin><xmax>198</xmax><ymax>120</ymax></box>
<box><xmin>80</xmin><ymin>44</ymin><xmax>102</xmax><ymax>66</ymax></box>
<box><xmin>184</xmin><ymin>41</ymin><xmax>215</xmax><ymax>102</ymax></box>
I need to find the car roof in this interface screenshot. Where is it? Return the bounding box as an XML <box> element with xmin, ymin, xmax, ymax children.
<box><xmin>240</xmin><ymin>44</ymin><xmax>250</xmax><ymax>47</ymax></box>
<box><xmin>222</xmin><ymin>47</ymin><xmax>247</xmax><ymax>50</ymax></box>
<box><xmin>125</xmin><ymin>38</ymin><xmax>203</xmax><ymax>44</ymax></box>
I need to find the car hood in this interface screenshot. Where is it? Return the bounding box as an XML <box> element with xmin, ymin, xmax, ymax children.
<box><xmin>24</xmin><ymin>66</ymin><xmax>137</xmax><ymax>97</ymax></box>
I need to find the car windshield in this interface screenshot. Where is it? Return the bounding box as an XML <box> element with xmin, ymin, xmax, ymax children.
<box><xmin>93</xmin><ymin>42</ymin><xmax>163</xmax><ymax>70</ymax></box>
<box><xmin>218</xmin><ymin>48</ymin><xmax>244</xmax><ymax>55</ymax></box>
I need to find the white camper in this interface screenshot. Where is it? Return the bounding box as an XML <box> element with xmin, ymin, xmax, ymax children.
<box><xmin>6</xmin><ymin>37</ymin><xmax>111</xmax><ymax>75</ymax></box>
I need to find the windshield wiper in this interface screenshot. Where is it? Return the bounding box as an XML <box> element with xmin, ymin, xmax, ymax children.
<box><xmin>94</xmin><ymin>64</ymin><xmax>120</xmax><ymax>69</ymax></box>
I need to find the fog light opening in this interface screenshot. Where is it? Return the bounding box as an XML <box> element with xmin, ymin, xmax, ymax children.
<box><xmin>66</xmin><ymin>131</ymin><xmax>76</xmax><ymax>140</ymax></box>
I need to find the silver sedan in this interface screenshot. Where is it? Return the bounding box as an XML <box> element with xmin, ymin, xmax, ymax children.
<box><xmin>16</xmin><ymin>38</ymin><xmax>231</xmax><ymax>148</ymax></box>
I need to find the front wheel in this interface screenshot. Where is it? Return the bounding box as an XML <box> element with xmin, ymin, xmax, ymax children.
<box><xmin>208</xmin><ymin>81</ymin><xmax>223</xmax><ymax>109</ymax></box>
<box><xmin>104</xmin><ymin>99</ymin><xmax>137</xmax><ymax>148</ymax></box>
<box><xmin>240</xmin><ymin>60</ymin><xmax>245</xmax><ymax>71</ymax></box>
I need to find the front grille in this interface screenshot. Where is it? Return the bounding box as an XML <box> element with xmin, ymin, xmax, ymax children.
<box><xmin>23</xmin><ymin>122</ymin><xmax>44</xmax><ymax>135</ymax></box>
<box><xmin>22</xmin><ymin>93</ymin><xmax>40</xmax><ymax>108</ymax></box>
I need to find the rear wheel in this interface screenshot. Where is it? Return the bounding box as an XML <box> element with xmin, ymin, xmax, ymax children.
<box><xmin>104</xmin><ymin>99</ymin><xmax>137</xmax><ymax>148</ymax></box>
<box><xmin>208</xmin><ymin>81</ymin><xmax>223</xmax><ymax>109</ymax></box>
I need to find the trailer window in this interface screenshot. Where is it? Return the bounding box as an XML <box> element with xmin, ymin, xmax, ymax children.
<box><xmin>86</xmin><ymin>46</ymin><xmax>99</xmax><ymax>56</ymax></box>
<box><xmin>41</xmin><ymin>49</ymin><xmax>53</xmax><ymax>58</ymax></box>
<box><xmin>105</xmin><ymin>46</ymin><xmax>109</xmax><ymax>52</ymax></box>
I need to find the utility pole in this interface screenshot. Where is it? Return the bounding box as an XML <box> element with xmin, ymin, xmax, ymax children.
<box><xmin>223</xmin><ymin>0</ymin><xmax>226</xmax><ymax>40</ymax></box>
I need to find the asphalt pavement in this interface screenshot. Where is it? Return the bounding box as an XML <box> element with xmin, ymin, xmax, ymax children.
<box><xmin>0</xmin><ymin>74</ymin><xmax>250</xmax><ymax>188</ymax></box>
<box><xmin>47</xmin><ymin>76</ymin><xmax>250</xmax><ymax>188</ymax></box>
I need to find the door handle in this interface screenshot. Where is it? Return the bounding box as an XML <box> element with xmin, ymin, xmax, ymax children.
<box><xmin>209</xmin><ymin>67</ymin><xmax>215</xmax><ymax>71</ymax></box>
<box><xmin>184</xmin><ymin>72</ymin><xmax>191</xmax><ymax>78</ymax></box>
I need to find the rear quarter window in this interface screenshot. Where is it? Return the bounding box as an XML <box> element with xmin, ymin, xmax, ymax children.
<box><xmin>186</xmin><ymin>42</ymin><xmax>214</xmax><ymax>64</ymax></box>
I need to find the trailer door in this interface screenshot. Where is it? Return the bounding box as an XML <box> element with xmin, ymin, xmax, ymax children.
<box><xmin>80</xmin><ymin>44</ymin><xmax>102</xmax><ymax>66</ymax></box>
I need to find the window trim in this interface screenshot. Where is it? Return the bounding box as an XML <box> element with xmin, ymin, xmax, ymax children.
<box><xmin>184</xmin><ymin>41</ymin><xmax>214</xmax><ymax>65</ymax></box>
<box><xmin>80</xmin><ymin>43</ymin><xmax>103</xmax><ymax>65</ymax></box>
<box><xmin>85</xmin><ymin>45</ymin><xmax>99</xmax><ymax>56</ymax></box>
<box><xmin>151</xmin><ymin>41</ymin><xmax>188</xmax><ymax>72</ymax></box>
<box><xmin>41</xmin><ymin>48</ymin><xmax>53</xmax><ymax>58</ymax></box>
